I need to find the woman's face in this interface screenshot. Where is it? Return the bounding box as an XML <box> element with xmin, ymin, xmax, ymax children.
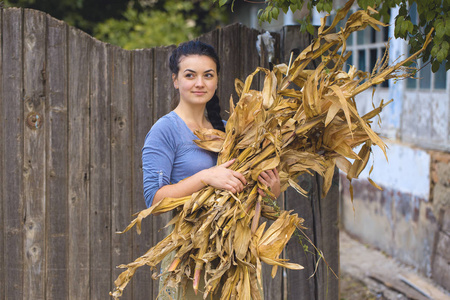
<box><xmin>173</xmin><ymin>55</ymin><xmax>218</xmax><ymax>107</ymax></box>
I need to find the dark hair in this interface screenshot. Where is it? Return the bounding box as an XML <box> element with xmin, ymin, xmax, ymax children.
<box><xmin>169</xmin><ymin>40</ymin><xmax>225</xmax><ymax>132</ymax></box>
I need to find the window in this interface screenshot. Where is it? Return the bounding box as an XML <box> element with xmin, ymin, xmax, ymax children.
<box><xmin>330</xmin><ymin>10</ymin><xmax>390</xmax><ymax>88</ymax></box>
<box><xmin>405</xmin><ymin>2</ymin><xmax>447</xmax><ymax>91</ymax></box>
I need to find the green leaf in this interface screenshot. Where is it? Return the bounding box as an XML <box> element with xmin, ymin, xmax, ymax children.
<box><xmin>324</xmin><ymin>1</ymin><xmax>333</xmax><ymax>13</ymax></box>
<box><xmin>442</xmin><ymin>41</ymin><xmax>450</xmax><ymax>52</ymax></box>
<box><xmin>437</xmin><ymin>48</ymin><xmax>447</xmax><ymax>63</ymax></box>
<box><xmin>431</xmin><ymin>44</ymin><xmax>439</xmax><ymax>57</ymax></box>
<box><xmin>436</xmin><ymin>20</ymin><xmax>445</xmax><ymax>39</ymax></box>
<box><xmin>316</xmin><ymin>2</ymin><xmax>323</xmax><ymax>12</ymax></box>
<box><xmin>394</xmin><ymin>22</ymin><xmax>400</xmax><ymax>37</ymax></box>
<box><xmin>358</xmin><ymin>0</ymin><xmax>368</xmax><ymax>10</ymax></box>
<box><xmin>306</xmin><ymin>23</ymin><xmax>315</xmax><ymax>35</ymax></box>
<box><xmin>425</xmin><ymin>10</ymin><xmax>435</xmax><ymax>22</ymax></box>
<box><xmin>398</xmin><ymin>4</ymin><xmax>407</xmax><ymax>16</ymax></box>
<box><xmin>432</xmin><ymin>60</ymin><xmax>440</xmax><ymax>72</ymax></box>
<box><xmin>272</xmin><ymin>7</ymin><xmax>280</xmax><ymax>20</ymax></box>
<box><xmin>407</xmin><ymin>20</ymin><xmax>414</xmax><ymax>33</ymax></box>
<box><xmin>219</xmin><ymin>0</ymin><xmax>227</xmax><ymax>6</ymax></box>
<box><xmin>290</xmin><ymin>3</ymin><xmax>297</xmax><ymax>12</ymax></box>
<box><xmin>446</xmin><ymin>18</ymin><xmax>450</xmax><ymax>36</ymax></box>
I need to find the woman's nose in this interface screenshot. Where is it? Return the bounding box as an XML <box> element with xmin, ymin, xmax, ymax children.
<box><xmin>195</xmin><ymin>77</ymin><xmax>205</xmax><ymax>87</ymax></box>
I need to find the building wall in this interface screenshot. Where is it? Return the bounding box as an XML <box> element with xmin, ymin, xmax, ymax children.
<box><xmin>336</xmin><ymin>5</ymin><xmax>450</xmax><ymax>291</ymax></box>
<box><xmin>230</xmin><ymin>1</ymin><xmax>450</xmax><ymax>291</ymax></box>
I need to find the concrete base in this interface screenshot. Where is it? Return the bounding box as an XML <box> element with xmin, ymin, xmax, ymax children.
<box><xmin>339</xmin><ymin>174</ymin><xmax>439</xmax><ymax>276</ymax></box>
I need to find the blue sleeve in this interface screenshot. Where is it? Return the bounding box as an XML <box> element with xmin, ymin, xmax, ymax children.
<box><xmin>142</xmin><ymin>120</ymin><xmax>176</xmax><ymax>208</ymax></box>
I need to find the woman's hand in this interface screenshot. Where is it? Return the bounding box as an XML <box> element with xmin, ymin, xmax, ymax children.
<box><xmin>200</xmin><ymin>159</ymin><xmax>247</xmax><ymax>194</ymax></box>
<box><xmin>258</xmin><ymin>168</ymin><xmax>281</xmax><ymax>199</ymax></box>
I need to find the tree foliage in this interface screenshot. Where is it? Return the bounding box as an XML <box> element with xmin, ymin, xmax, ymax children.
<box><xmin>4</xmin><ymin>0</ymin><xmax>132</xmax><ymax>35</ymax></box>
<box><xmin>216</xmin><ymin>0</ymin><xmax>449</xmax><ymax>72</ymax></box>
<box><xmin>4</xmin><ymin>0</ymin><xmax>229</xmax><ymax>49</ymax></box>
<box><xmin>94</xmin><ymin>1</ymin><xmax>228</xmax><ymax>49</ymax></box>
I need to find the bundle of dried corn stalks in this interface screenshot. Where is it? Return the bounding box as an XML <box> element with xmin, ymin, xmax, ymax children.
<box><xmin>111</xmin><ymin>1</ymin><xmax>432</xmax><ymax>299</ymax></box>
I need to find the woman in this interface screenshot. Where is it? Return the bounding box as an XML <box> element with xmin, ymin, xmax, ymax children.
<box><xmin>142</xmin><ymin>40</ymin><xmax>280</xmax><ymax>299</ymax></box>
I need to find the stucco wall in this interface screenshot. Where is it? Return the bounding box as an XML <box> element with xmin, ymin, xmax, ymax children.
<box><xmin>337</xmin><ymin>5</ymin><xmax>449</xmax><ymax>289</ymax></box>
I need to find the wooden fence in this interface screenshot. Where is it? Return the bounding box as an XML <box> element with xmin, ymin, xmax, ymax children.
<box><xmin>0</xmin><ymin>7</ymin><xmax>339</xmax><ymax>300</ymax></box>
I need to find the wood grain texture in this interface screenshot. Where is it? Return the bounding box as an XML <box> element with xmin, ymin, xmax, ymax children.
<box><xmin>218</xmin><ymin>24</ymin><xmax>241</xmax><ymax>116</ymax></box>
<box><xmin>89</xmin><ymin>38</ymin><xmax>112</xmax><ymax>300</ymax></box>
<box><xmin>23</xmin><ymin>9</ymin><xmax>47</xmax><ymax>299</ymax></box>
<box><xmin>46</xmin><ymin>14</ymin><xmax>69</xmax><ymax>300</ymax></box>
<box><xmin>110</xmin><ymin>45</ymin><xmax>133</xmax><ymax>300</ymax></box>
<box><xmin>131</xmin><ymin>48</ymin><xmax>155</xmax><ymax>299</ymax></box>
<box><xmin>262</xmin><ymin>193</ymin><xmax>284</xmax><ymax>300</ymax></box>
<box><xmin>0</xmin><ymin>8</ymin><xmax>4</xmax><ymax>300</ymax></box>
<box><xmin>67</xmin><ymin>26</ymin><xmax>91</xmax><ymax>300</ymax></box>
<box><xmin>153</xmin><ymin>45</ymin><xmax>176</xmax><ymax>120</ymax></box>
<box><xmin>284</xmin><ymin>171</ymin><xmax>339</xmax><ymax>300</ymax></box>
<box><xmin>151</xmin><ymin>45</ymin><xmax>176</xmax><ymax>299</ymax></box>
<box><xmin>318</xmin><ymin>168</ymin><xmax>339</xmax><ymax>300</ymax></box>
<box><xmin>285</xmin><ymin>176</ymin><xmax>318</xmax><ymax>300</ymax></box>
<box><xmin>0</xmin><ymin>9</ymin><xmax>340</xmax><ymax>298</ymax></box>
<box><xmin>240</xmin><ymin>26</ymin><xmax>261</xmax><ymax>92</ymax></box>
<box><xmin>2</xmin><ymin>8</ymin><xmax>24</xmax><ymax>300</ymax></box>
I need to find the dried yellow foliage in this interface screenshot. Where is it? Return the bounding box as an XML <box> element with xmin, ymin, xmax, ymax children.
<box><xmin>110</xmin><ymin>1</ymin><xmax>432</xmax><ymax>299</ymax></box>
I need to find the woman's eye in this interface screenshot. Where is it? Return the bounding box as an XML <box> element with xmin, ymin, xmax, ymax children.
<box><xmin>205</xmin><ymin>73</ymin><xmax>214</xmax><ymax>78</ymax></box>
<box><xmin>185</xmin><ymin>73</ymin><xmax>194</xmax><ymax>78</ymax></box>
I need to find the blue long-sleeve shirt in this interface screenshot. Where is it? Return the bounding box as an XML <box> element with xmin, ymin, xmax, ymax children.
<box><xmin>142</xmin><ymin>111</ymin><xmax>218</xmax><ymax>207</ymax></box>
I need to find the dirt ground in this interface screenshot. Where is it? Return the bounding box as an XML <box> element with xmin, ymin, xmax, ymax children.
<box><xmin>339</xmin><ymin>231</ymin><xmax>450</xmax><ymax>300</ymax></box>
<box><xmin>340</xmin><ymin>273</ymin><xmax>379</xmax><ymax>300</ymax></box>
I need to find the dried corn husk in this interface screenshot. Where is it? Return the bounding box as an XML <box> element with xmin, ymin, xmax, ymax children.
<box><xmin>110</xmin><ymin>1</ymin><xmax>432</xmax><ymax>299</ymax></box>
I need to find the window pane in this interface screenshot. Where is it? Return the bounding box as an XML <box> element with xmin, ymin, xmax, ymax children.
<box><xmin>381</xmin><ymin>47</ymin><xmax>389</xmax><ymax>87</ymax></box>
<box><xmin>434</xmin><ymin>62</ymin><xmax>447</xmax><ymax>90</ymax></box>
<box><xmin>406</xmin><ymin>77</ymin><xmax>417</xmax><ymax>89</ymax></box>
<box><xmin>410</xmin><ymin>2</ymin><xmax>418</xmax><ymax>25</ymax></box>
<box><xmin>419</xmin><ymin>62</ymin><xmax>431</xmax><ymax>89</ymax></box>
<box><xmin>357</xmin><ymin>31</ymin><xmax>365</xmax><ymax>45</ymax></box>
<box><xmin>346</xmin><ymin>53</ymin><xmax>353</xmax><ymax>72</ymax></box>
<box><xmin>348</xmin><ymin>32</ymin><xmax>353</xmax><ymax>45</ymax></box>
<box><xmin>370</xmin><ymin>48</ymin><xmax>377</xmax><ymax>72</ymax></box>
<box><xmin>358</xmin><ymin>50</ymin><xmax>366</xmax><ymax>72</ymax></box>
<box><xmin>370</xmin><ymin>27</ymin><xmax>377</xmax><ymax>43</ymax></box>
<box><xmin>383</xmin><ymin>26</ymin><xmax>389</xmax><ymax>42</ymax></box>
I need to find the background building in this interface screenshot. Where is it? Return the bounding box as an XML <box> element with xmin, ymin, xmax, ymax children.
<box><xmin>233</xmin><ymin>1</ymin><xmax>450</xmax><ymax>291</ymax></box>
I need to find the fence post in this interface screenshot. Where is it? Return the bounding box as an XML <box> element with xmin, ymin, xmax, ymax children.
<box><xmin>281</xmin><ymin>25</ymin><xmax>340</xmax><ymax>300</ymax></box>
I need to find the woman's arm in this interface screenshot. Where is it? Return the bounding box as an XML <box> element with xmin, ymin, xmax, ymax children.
<box><xmin>152</xmin><ymin>159</ymin><xmax>247</xmax><ymax>207</ymax></box>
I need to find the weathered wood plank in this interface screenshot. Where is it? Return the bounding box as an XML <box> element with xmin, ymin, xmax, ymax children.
<box><xmin>0</xmin><ymin>8</ymin><xmax>4</xmax><ymax>300</ymax></box>
<box><xmin>285</xmin><ymin>176</ymin><xmax>319</xmax><ymax>300</ymax></box>
<box><xmin>89</xmin><ymin>38</ymin><xmax>112</xmax><ymax>300</ymax></box>
<box><xmin>151</xmin><ymin>45</ymin><xmax>176</xmax><ymax>299</ymax></box>
<box><xmin>284</xmin><ymin>171</ymin><xmax>340</xmax><ymax>300</ymax></box>
<box><xmin>262</xmin><ymin>192</ymin><xmax>285</xmax><ymax>300</ymax></box>
<box><xmin>240</xmin><ymin>26</ymin><xmax>261</xmax><ymax>91</ymax></box>
<box><xmin>153</xmin><ymin>45</ymin><xmax>176</xmax><ymax>120</ymax></box>
<box><xmin>198</xmin><ymin>27</ymin><xmax>219</xmax><ymax>51</ymax></box>
<box><xmin>131</xmin><ymin>48</ymin><xmax>155</xmax><ymax>299</ymax></box>
<box><xmin>317</xmin><ymin>169</ymin><xmax>339</xmax><ymax>300</ymax></box>
<box><xmin>218</xmin><ymin>24</ymin><xmax>241</xmax><ymax>116</ymax></box>
<box><xmin>110</xmin><ymin>45</ymin><xmax>133</xmax><ymax>300</ymax></box>
<box><xmin>67</xmin><ymin>26</ymin><xmax>91</xmax><ymax>300</ymax></box>
<box><xmin>2</xmin><ymin>8</ymin><xmax>24</xmax><ymax>300</ymax></box>
<box><xmin>46</xmin><ymin>14</ymin><xmax>69</xmax><ymax>299</ymax></box>
<box><xmin>22</xmin><ymin>9</ymin><xmax>47</xmax><ymax>300</ymax></box>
